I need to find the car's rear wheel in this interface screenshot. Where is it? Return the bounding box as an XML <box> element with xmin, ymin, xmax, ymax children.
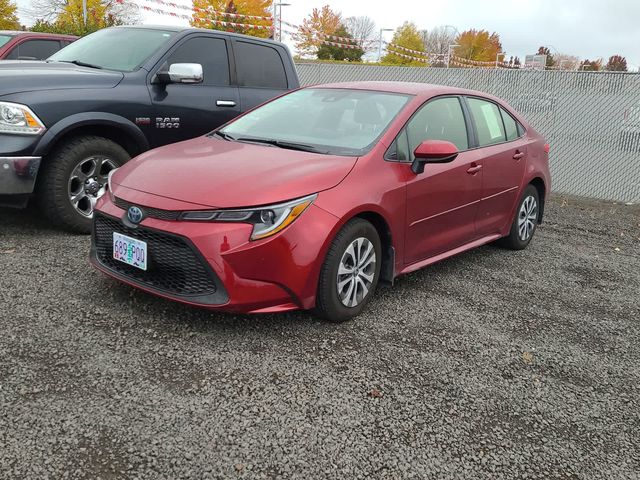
<box><xmin>315</xmin><ymin>218</ymin><xmax>381</xmax><ymax>322</ymax></box>
<box><xmin>37</xmin><ymin>136</ymin><xmax>130</xmax><ymax>234</ymax></box>
<box><xmin>499</xmin><ymin>184</ymin><xmax>540</xmax><ymax>250</ymax></box>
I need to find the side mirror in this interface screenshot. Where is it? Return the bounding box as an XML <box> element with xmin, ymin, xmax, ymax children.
<box><xmin>156</xmin><ymin>63</ymin><xmax>203</xmax><ymax>84</ymax></box>
<box><xmin>411</xmin><ymin>140</ymin><xmax>459</xmax><ymax>174</ymax></box>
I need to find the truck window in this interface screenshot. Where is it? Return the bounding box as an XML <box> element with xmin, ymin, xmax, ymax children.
<box><xmin>234</xmin><ymin>41</ymin><xmax>287</xmax><ymax>89</ymax></box>
<box><xmin>7</xmin><ymin>40</ymin><xmax>62</xmax><ymax>60</ymax></box>
<box><xmin>166</xmin><ymin>37</ymin><xmax>230</xmax><ymax>86</ymax></box>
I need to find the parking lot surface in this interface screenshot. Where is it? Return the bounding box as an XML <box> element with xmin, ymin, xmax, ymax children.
<box><xmin>1</xmin><ymin>195</ymin><xmax>639</xmax><ymax>479</ymax></box>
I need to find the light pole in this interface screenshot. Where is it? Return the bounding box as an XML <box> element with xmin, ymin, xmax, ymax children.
<box><xmin>274</xmin><ymin>2</ymin><xmax>291</xmax><ymax>42</ymax></box>
<box><xmin>447</xmin><ymin>44</ymin><xmax>459</xmax><ymax>68</ymax></box>
<box><xmin>82</xmin><ymin>0</ymin><xmax>87</xmax><ymax>27</ymax></box>
<box><xmin>377</xmin><ymin>28</ymin><xmax>393</xmax><ymax>62</ymax></box>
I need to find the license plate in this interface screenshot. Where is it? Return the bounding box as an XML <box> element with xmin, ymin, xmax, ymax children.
<box><xmin>113</xmin><ymin>232</ymin><xmax>147</xmax><ymax>271</ymax></box>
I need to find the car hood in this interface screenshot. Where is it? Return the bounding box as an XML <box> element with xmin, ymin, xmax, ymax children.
<box><xmin>0</xmin><ymin>61</ymin><xmax>123</xmax><ymax>96</ymax></box>
<box><xmin>114</xmin><ymin>136</ymin><xmax>358</xmax><ymax>208</ymax></box>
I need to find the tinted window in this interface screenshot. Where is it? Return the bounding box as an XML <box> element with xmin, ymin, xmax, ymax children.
<box><xmin>7</xmin><ymin>40</ymin><xmax>61</xmax><ymax>60</ymax></box>
<box><xmin>500</xmin><ymin>107</ymin><xmax>520</xmax><ymax>141</ymax></box>
<box><xmin>166</xmin><ymin>37</ymin><xmax>229</xmax><ymax>86</ymax></box>
<box><xmin>406</xmin><ymin>97</ymin><xmax>469</xmax><ymax>157</ymax></box>
<box><xmin>0</xmin><ymin>35</ymin><xmax>13</xmax><ymax>49</ymax></box>
<box><xmin>220</xmin><ymin>88</ymin><xmax>410</xmax><ymax>156</ymax></box>
<box><xmin>467</xmin><ymin>98</ymin><xmax>507</xmax><ymax>146</ymax></box>
<box><xmin>235</xmin><ymin>41</ymin><xmax>287</xmax><ymax>89</ymax></box>
<box><xmin>49</xmin><ymin>28</ymin><xmax>176</xmax><ymax>71</ymax></box>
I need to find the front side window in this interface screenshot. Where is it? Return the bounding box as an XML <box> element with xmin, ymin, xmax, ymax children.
<box><xmin>49</xmin><ymin>28</ymin><xmax>176</xmax><ymax>72</ymax></box>
<box><xmin>219</xmin><ymin>88</ymin><xmax>411</xmax><ymax>156</ymax></box>
<box><xmin>405</xmin><ymin>97</ymin><xmax>469</xmax><ymax>158</ymax></box>
<box><xmin>165</xmin><ymin>37</ymin><xmax>229</xmax><ymax>86</ymax></box>
<box><xmin>7</xmin><ymin>40</ymin><xmax>61</xmax><ymax>60</ymax></box>
<box><xmin>234</xmin><ymin>41</ymin><xmax>287</xmax><ymax>89</ymax></box>
<box><xmin>0</xmin><ymin>35</ymin><xmax>13</xmax><ymax>49</ymax></box>
<box><xmin>467</xmin><ymin>97</ymin><xmax>507</xmax><ymax>146</ymax></box>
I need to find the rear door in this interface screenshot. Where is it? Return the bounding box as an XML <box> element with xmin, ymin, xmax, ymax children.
<box><xmin>148</xmin><ymin>35</ymin><xmax>240</xmax><ymax>148</ymax></box>
<box><xmin>232</xmin><ymin>39</ymin><xmax>291</xmax><ymax>112</ymax></box>
<box><xmin>399</xmin><ymin>96</ymin><xmax>483</xmax><ymax>264</ymax></box>
<box><xmin>465</xmin><ymin>97</ymin><xmax>527</xmax><ymax>236</ymax></box>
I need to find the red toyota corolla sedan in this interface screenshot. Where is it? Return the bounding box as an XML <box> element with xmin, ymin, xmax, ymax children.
<box><xmin>91</xmin><ymin>82</ymin><xmax>550</xmax><ymax>322</ymax></box>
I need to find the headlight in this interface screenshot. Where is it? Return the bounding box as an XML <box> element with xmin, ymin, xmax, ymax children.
<box><xmin>0</xmin><ymin>102</ymin><xmax>46</xmax><ymax>135</ymax></box>
<box><xmin>179</xmin><ymin>194</ymin><xmax>317</xmax><ymax>241</ymax></box>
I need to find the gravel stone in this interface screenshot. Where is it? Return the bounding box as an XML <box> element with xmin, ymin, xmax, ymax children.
<box><xmin>0</xmin><ymin>194</ymin><xmax>639</xmax><ymax>479</ymax></box>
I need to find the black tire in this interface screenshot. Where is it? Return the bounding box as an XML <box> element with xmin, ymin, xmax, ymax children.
<box><xmin>315</xmin><ymin>218</ymin><xmax>382</xmax><ymax>322</ymax></box>
<box><xmin>498</xmin><ymin>184</ymin><xmax>540</xmax><ymax>250</ymax></box>
<box><xmin>37</xmin><ymin>136</ymin><xmax>130</xmax><ymax>234</ymax></box>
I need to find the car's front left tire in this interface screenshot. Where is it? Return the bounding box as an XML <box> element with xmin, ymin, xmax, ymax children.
<box><xmin>315</xmin><ymin>218</ymin><xmax>382</xmax><ymax>322</ymax></box>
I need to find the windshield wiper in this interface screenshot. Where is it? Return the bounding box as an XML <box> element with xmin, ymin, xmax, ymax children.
<box><xmin>234</xmin><ymin>137</ymin><xmax>328</xmax><ymax>154</ymax></box>
<box><xmin>212</xmin><ymin>131</ymin><xmax>236</xmax><ymax>141</ymax></box>
<box><xmin>59</xmin><ymin>60</ymin><xmax>103</xmax><ymax>69</ymax></box>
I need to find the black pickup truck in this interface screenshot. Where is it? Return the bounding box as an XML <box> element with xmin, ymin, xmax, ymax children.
<box><xmin>0</xmin><ymin>26</ymin><xmax>299</xmax><ymax>232</ymax></box>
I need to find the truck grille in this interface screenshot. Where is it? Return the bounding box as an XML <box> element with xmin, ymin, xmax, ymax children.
<box><xmin>93</xmin><ymin>213</ymin><xmax>221</xmax><ymax>299</ymax></box>
<box><xmin>114</xmin><ymin>197</ymin><xmax>180</xmax><ymax>221</ymax></box>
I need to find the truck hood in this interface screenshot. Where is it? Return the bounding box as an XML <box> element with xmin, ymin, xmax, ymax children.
<box><xmin>114</xmin><ymin>136</ymin><xmax>357</xmax><ymax>208</ymax></box>
<box><xmin>0</xmin><ymin>61</ymin><xmax>123</xmax><ymax>96</ymax></box>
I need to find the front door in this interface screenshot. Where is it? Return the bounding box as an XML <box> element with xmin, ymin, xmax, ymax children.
<box><xmin>402</xmin><ymin>96</ymin><xmax>483</xmax><ymax>264</ymax></box>
<box><xmin>148</xmin><ymin>35</ymin><xmax>240</xmax><ymax>149</ymax></box>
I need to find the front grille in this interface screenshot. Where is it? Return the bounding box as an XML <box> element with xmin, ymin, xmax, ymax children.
<box><xmin>93</xmin><ymin>213</ymin><xmax>221</xmax><ymax>299</ymax></box>
<box><xmin>114</xmin><ymin>197</ymin><xmax>180</xmax><ymax>221</ymax></box>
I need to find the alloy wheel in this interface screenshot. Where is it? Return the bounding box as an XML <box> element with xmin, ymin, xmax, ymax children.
<box><xmin>337</xmin><ymin>237</ymin><xmax>376</xmax><ymax>308</ymax></box>
<box><xmin>68</xmin><ymin>156</ymin><xmax>117</xmax><ymax>218</ymax></box>
<box><xmin>518</xmin><ymin>195</ymin><xmax>538</xmax><ymax>241</ymax></box>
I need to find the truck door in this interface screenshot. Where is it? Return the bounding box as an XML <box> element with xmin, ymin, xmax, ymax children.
<box><xmin>232</xmin><ymin>39</ymin><xmax>291</xmax><ymax>112</ymax></box>
<box><xmin>147</xmin><ymin>35</ymin><xmax>240</xmax><ymax>148</ymax></box>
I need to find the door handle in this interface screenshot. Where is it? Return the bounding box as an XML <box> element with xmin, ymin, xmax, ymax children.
<box><xmin>216</xmin><ymin>100</ymin><xmax>237</xmax><ymax>107</ymax></box>
<box><xmin>513</xmin><ymin>151</ymin><xmax>525</xmax><ymax>160</ymax></box>
<box><xmin>466</xmin><ymin>164</ymin><xmax>482</xmax><ymax>175</ymax></box>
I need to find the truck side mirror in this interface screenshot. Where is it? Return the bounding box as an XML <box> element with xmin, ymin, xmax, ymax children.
<box><xmin>156</xmin><ymin>63</ymin><xmax>204</xmax><ymax>84</ymax></box>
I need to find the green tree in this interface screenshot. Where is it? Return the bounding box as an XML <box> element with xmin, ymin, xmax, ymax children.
<box><xmin>381</xmin><ymin>22</ymin><xmax>426</xmax><ymax>66</ymax></box>
<box><xmin>605</xmin><ymin>55</ymin><xmax>628</xmax><ymax>72</ymax></box>
<box><xmin>191</xmin><ymin>0</ymin><xmax>272</xmax><ymax>38</ymax></box>
<box><xmin>454</xmin><ymin>29</ymin><xmax>501</xmax><ymax>63</ymax></box>
<box><xmin>0</xmin><ymin>0</ymin><xmax>21</xmax><ymax>30</ymax></box>
<box><xmin>316</xmin><ymin>24</ymin><xmax>363</xmax><ymax>61</ymax></box>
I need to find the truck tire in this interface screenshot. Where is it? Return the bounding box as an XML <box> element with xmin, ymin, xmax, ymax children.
<box><xmin>37</xmin><ymin>136</ymin><xmax>130</xmax><ymax>234</ymax></box>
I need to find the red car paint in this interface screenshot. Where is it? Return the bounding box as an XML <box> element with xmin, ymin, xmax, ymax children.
<box><xmin>0</xmin><ymin>31</ymin><xmax>77</xmax><ymax>60</ymax></box>
<box><xmin>92</xmin><ymin>81</ymin><xmax>551</xmax><ymax>314</ymax></box>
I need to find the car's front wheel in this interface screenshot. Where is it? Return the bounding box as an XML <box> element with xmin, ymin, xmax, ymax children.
<box><xmin>315</xmin><ymin>218</ymin><xmax>381</xmax><ymax>322</ymax></box>
<box><xmin>37</xmin><ymin>135</ymin><xmax>130</xmax><ymax>234</ymax></box>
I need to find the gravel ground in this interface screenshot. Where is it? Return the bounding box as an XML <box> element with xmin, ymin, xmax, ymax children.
<box><xmin>0</xmin><ymin>195</ymin><xmax>639</xmax><ymax>479</ymax></box>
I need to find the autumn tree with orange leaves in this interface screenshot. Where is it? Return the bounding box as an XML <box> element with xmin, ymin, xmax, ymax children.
<box><xmin>191</xmin><ymin>0</ymin><xmax>272</xmax><ymax>38</ymax></box>
<box><xmin>454</xmin><ymin>29</ymin><xmax>502</xmax><ymax>63</ymax></box>
<box><xmin>295</xmin><ymin>5</ymin><xmax>342</xmax><ymax>57</ymax></box>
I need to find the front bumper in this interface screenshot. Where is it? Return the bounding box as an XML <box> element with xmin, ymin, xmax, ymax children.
<box><xmin>0</xmin><ymin>156</ymin><xmax>41</xmax><ymax>194</ymax></box>
<box><xmin>91</xmin><ymin>190</ymin><xmax>340</xmax><ymax>314</ymax></box>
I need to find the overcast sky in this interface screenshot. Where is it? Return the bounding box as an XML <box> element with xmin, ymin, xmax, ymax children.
<box><xmin>15</xmin><ymin>0</ymin><xmax>640</xmax><ymax>69</ymax></box>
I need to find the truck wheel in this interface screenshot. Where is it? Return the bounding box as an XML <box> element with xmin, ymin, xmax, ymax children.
<box><xmin>37</xmin><ymin>136</ymin><xmax>130</xmax><ymax>234</ymax></box>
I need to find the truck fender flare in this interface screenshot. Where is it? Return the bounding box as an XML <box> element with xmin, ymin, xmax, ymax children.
<box><xmin>32</xmin><ymin>112</ymin><xmax>150</xmax><ymax>157</ymax></box>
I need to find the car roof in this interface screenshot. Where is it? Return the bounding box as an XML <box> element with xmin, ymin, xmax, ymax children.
<box><xmin>0</xmin><ymin>30</ymin><xmax>77</xmax><ymax>39</ymax></box>
<box><xmin>314</xmin><ymin>81</ymin><xmax>497</xmax><ymax>100</ymax></box>
<box><xmin>110</xmin><ymin>25</ymin><xmax>287</xmax><ymax>47</ymax></box>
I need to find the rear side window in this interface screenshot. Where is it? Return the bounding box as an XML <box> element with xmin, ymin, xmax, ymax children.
<box><xmin>406</xmin><ymin>97</ymin><xmax>469</xmax><ymax>156</ymax></box>
<box><xmin>7</xmin><ymin>40</ymin><xmax>61</xmax><ymax>60</ymax></box>
<box><xmin>500</xmin><ymin>107</ymin><xmax>520</xmax><ymax>141</ymax></box>
<box><xmin>166</xmin><ymin>37</ymin><xmax>230</xmax><ymax>86</ymax></box>
<box><xmin>234</xmin><ymin>41</ymin><xmax>287</xmax><ymax>89</ymax></box>
<box><xmin>467</xmin><ymin>98</ymin><xmax>507</xmax><ymax>146</ymax></box>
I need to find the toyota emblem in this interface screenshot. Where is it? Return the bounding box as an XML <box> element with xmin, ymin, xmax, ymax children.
<box><xmin>127</xmin><ymin>206</ymin><xmax>144</xmax><ymax>224</ymax></box>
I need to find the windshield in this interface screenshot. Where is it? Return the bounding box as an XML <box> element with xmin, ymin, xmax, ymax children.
<box><xmin>48</xmin><ymin>28</ymin><xmax>176</xmax><ymax>72</ymax></box>
<box><xmin>219</xmin><ymin>88</ymin><xmax>411</xmax><ymax>156</ymax></box>
<box><xmin>0</xmin><ymin>35</ymin><xmax>14</xmax><ymax>49</ymax></box>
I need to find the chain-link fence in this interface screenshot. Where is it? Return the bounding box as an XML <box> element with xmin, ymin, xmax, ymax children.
<box><xmin>296</xmin><ymin>63</ymin><xmax>640</xmax><ymax>203</ymax></box>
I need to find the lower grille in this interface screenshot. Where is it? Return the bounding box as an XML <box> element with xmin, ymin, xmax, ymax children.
<box><xmin>93</xmin><ymin>213</ymin><xmax>226</xmax><ymax>302</ymax></box>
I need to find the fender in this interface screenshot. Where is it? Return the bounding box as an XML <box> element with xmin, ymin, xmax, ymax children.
<box><xmin>32</xmin><ymin>112</ymin><xmax>150</xmax><ymax>157</ymax></box>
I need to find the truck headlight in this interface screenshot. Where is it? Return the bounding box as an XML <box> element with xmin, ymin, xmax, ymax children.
<box><xmin>179</xmin><ymin>194</ymin><xmax>317</xmax><ymax>241</ymax></box>
<box><xmin>0</xmin><ymin>102</ymin><xmax>46</xmax><ymax>135</ymax></box>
